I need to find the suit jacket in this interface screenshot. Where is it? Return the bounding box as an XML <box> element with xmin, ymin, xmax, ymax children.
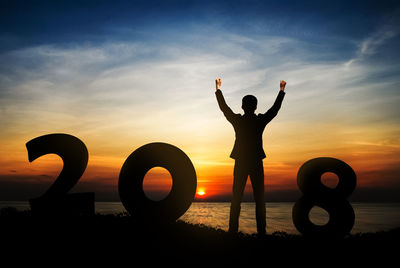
<box><xmin>216</xmin><ymin>89</ymin><xmax>285</xmax><ymax>160</ymax></box>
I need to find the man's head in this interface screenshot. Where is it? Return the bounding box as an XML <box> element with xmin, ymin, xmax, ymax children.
<box><xmin>242</xmin><ymin>95</ymin><xmax>257</xmax><ymax>114</ymax></box>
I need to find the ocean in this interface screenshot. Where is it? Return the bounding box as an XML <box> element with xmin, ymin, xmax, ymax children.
<box><xmin>1</xmin><ymin>201</ymin><xmax>399</xmax><ymax>234</ymax></box>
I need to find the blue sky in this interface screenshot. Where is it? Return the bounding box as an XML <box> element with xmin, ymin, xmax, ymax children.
<box><xmin>1</xmin><ymin>0</ymin><xmax>399</xmax><ymax>52</ymax></box>
<box><xmin>0</xmin><ymin>0</ymin><xmax>400</xmax><ymax>201</ymax></box>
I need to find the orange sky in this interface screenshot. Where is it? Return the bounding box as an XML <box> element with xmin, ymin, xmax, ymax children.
<box><xmin>0</xmin><ymin>114</ymin><xmax>399</xmax><ymax>201</ymax></box>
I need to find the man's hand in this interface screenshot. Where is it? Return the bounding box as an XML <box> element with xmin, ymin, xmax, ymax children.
<box><xmin>280</xmin><ymin>80</ymin><xmax>287</xmax><ymax>91</ymax></box>
<box><xmin>216</xmin><ymin>78</ymin><xmax>222</xmax><ymax>90</ymax></box>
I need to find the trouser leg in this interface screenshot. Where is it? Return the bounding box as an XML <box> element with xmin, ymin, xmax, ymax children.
<box><xmin>249</xmin><ymin>160</ymin><xmax>266</xmax><ymax>235</ymax></box>
<box><xmin>229</xmin><ymin>160</ymin><xmax>248</xmax><ymax>233</ymax></box>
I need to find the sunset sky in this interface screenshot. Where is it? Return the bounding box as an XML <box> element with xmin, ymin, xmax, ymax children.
<box><xmin>0</xmin><ymin>0</ymin><xmax>399</xmax><ymax>202</ymax></box>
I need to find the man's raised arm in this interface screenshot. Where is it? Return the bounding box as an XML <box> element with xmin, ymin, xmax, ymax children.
<box><xmin>215</xmin><ymin>78</ymin><xmax>236</xmax><ymax>123</ymax></box>
<box><xmin>261</xmin><ymin>80</ymin><xmax>286</xmax><ymax>123</ymax></box>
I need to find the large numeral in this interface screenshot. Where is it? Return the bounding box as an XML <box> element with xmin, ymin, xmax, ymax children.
<box><xmin>118</xmin><ymin>142</ymin><xmax>197</xmax><ymax>223</ymax></box>
<box><xmin>292</xmin><ymin>157</ymin><xmax>356</xmax><ymax>237</ymax></box>
<box><xmin>26</xmin><ymin>133</ymin><xmax>94</xmax><ymax>216</ymax></box>
<box><xmin>26</xmin><ymin>132</ymin><xmax>358</xmax><ymax>233</ymax></box>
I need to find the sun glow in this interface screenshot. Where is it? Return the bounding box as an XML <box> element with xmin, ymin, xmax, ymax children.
<box><xmin>197</xmin><ymin>189</ymin><xmax>206</xmax><ymax>196</ymax></box>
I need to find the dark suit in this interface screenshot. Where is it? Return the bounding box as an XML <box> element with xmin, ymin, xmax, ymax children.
<box><xmin>215</xmin><ymin>89</ymin><xmax>285</xmax><ymax>234</ymax></box>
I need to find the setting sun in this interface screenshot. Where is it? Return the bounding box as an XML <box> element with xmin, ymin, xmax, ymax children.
<box><xmin>197</xmin><ymin>189</ymin><xmax>206</xmax><ymax>196</ymax></box>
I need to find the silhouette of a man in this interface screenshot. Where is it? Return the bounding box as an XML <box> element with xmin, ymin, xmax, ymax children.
<box><xmin>215</xmin><ymin>78</ymin><xmax>286</xmax><ymax>235</ymax></box>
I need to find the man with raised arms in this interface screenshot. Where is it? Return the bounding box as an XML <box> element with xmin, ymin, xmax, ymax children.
<box><xmin>215</xmin><ymin>78</ymin><xmax>286</xmax><ymax>235</ymax></box>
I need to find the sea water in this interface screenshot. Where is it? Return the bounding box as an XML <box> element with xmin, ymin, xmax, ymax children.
<box><xmin>1</xmin><ymin>201</ymin><xmax>399</xmax><ymax>234</ymax></box>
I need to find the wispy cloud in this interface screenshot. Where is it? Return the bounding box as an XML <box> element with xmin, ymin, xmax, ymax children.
<box><xmin>360</xmin><ymin>28</ymin><xmax>397</xmax><ymax>56</ymax></box>
<box><xmin>0</xmin><ymin>28</ymin><xmax>398</xmax><ymax>135</ymax></box>
<box><xmin>345</xmin><ymin>16</ymin><xmax>400</xmax><ymax>68</ymax></box>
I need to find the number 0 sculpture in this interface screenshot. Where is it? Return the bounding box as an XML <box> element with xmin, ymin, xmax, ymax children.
<box><xmin>118</xmin><ymin>143</ymin><xmax>197</xmax><ymax>223</ymax></box>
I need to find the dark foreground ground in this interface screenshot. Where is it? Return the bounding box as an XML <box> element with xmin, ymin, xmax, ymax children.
<box><xmin>0</xmin><ymin>207</ymin><xmax>398</xmax><ymax>266</ymax></box>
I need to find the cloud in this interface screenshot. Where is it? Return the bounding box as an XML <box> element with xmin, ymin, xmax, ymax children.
<box><xmin>344</xmin><ymin>16</ymin><xmax>400</xmax><ymax>68</ymax></box>
<box><xmin>359</xmin><ymin>28</ymin><xmax>398</xmax><ymax>56</ymax></box>
<box><xmin>0</xmin><ymin>23</ymin><xmax>399</xmax><ymax>202</ymax></box>
<box><xmin>0</xmin><ymin>28</ymin><xmax>398</xmax><ymax>148</ymax></box>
